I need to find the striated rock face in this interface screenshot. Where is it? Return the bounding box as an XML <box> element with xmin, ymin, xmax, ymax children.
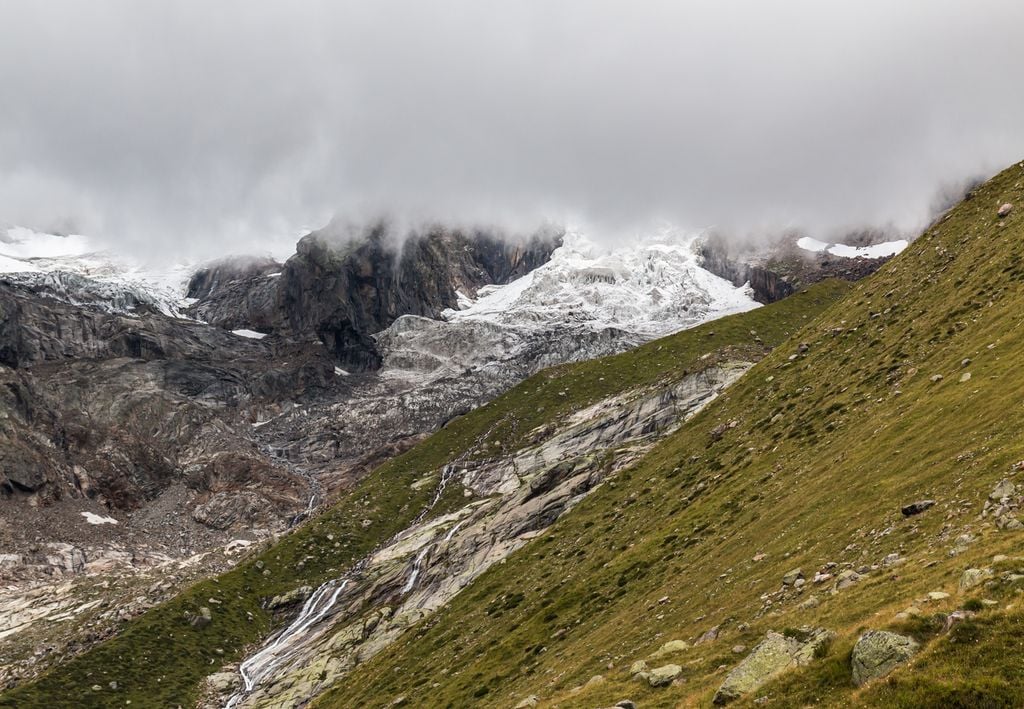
<box><xmin>274</xmin><ymin>224</ymin><xmax>561</xmax><ymax>371</ymax></box>
<box><xmin>222</xmin><ymin>363</ymin><xmax>752</xmax><ymax>708</ymax></box>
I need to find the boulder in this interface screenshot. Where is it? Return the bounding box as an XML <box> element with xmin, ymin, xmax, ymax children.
<box><xmin>629</xmin><ymin>660</ymin><xmax>649</xmax><ymax>676</ymax></box>
<box><xmin>781</xmin><ymin>568</ymin><xmax>804</xmax><ymax>586</ymax></box>
<box><xmin>713</xmin><ymin>628</ymin><xmax>834</xmax><ymax>704</ymax></box>
<box><xmin>190</xmin><ymin>606</ymin><xmax>213</xmax><ymax>628</ymax></box>
<box><xmin>901</xmin><ymin>500</ymin><xmax>936</xmax><ymax>517</ymax></box>
<box><xmin>998</xmin><ymin>203</ymin><xmax>1014</xmax><ymax>218</ymax></box>
<box><xmin>959</xmin><ymin>568</ymin><xmax>994</xmax><ymax>592</ymax></box>
<box><xmin>834</xmin><ymin>569</ymin><xmax>862</xmax><ymax>591</ymax></box>
<box><xmin>647</xmin><ymin>664</ymin><xmax>683</xmax><ymax>687</ymax></box>
<box><xmin>851</xmin><ymin>630</ymin><xmax>919</xmax><ymax>686</ymax></box>
<box><xmin>650</xmin><ymin>639</ymin><xmax>690</xmax><ymax>658</ymax></box>
<box><xmin>990</xmin><ymin>479</ymin><xmax>1016</xmax><ymax>501</ymax></box>
<box><xmin>514</xmin><ymin>696</ymin><xmax>539</xmax><ymax>708</ymax></box>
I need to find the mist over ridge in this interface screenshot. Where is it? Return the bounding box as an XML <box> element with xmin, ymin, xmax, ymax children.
<box><xmin>1</xmin><ymin>1</ymin><xmax>1023</xmax><ymax>259</ymax></box>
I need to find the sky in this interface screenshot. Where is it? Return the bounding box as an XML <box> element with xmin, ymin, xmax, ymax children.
<box><xmin>1</xmin><ymin>1</ymin><xmax>1024</xmax><ymax>259</ymax></box>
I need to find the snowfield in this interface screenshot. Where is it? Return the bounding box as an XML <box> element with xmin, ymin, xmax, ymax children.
<box><xmin>797</xmin><ymin>235</ymin><xmax>908</xmax><ymax>259</ymax></box>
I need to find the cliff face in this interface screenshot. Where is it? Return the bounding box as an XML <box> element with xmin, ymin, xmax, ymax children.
<box><xmin>275</xmin><ymin>226</ymin><xmax>561</xmax><ymax>370</ymax></box>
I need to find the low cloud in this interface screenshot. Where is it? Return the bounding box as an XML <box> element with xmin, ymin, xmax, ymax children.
<box><xmin>1</xmin><ymin>1</ymin><xmax>1023</xmax><ymax>259</ymax></box>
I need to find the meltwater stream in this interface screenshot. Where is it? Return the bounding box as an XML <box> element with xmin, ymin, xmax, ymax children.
<box><xmin>224</xmin><ymin>464</ymin><xmax>459</xmax><ymax>707</ymax></box>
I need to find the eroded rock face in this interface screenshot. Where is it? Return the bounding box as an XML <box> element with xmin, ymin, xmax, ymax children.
<box><xmin>713</xmin><ymin>628</ymin><xmax>834</xmax><ymax>705</ymax></box>
<box><xmin>224</xmin><ymin>364</ymin><xmax>753</xmax><ymax>708</ymax></box>
<box><xmin>850</xmin><ymin>630</ymin><xmax>919</xmax><ymax>686</ymax></box>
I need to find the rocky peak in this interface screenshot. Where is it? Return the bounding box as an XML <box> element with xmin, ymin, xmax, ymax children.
<box><xmin>275</xmin><ymin>223</ymin><xmax>561</xmax><ymax>370</ymax></box>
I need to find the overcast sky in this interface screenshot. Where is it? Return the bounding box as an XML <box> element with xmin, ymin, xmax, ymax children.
<box><xmin>1</xmin><ymin>1</ymin><xmax>1023</xmax><ymax>259</ymax></box>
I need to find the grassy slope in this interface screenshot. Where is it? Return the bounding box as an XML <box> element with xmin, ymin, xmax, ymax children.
<box><xmin>318</xmin><ymin>161</ymin><xmax>1024</xmax><ymax>709</ymax></box>
<box><xmin>0</xmin><ymin>280</ymin><xmax>846</xmax><ymax>708</ymax></box>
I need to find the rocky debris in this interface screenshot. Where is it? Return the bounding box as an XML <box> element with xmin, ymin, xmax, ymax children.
<box><xmin>514</xmin><ymin>696</ymin><xmax>539</xmax><ymax>708</ymax></box>
<box><xmin>959</xmin><ymin>372</ymin><xmax>972</xmax><ymax>383</ymax></box>
<box><xmin>713</xmin><ymin>628</ymin><xmax>834</xmax><ymax>705</ymax></box>
<box><xmin>881</xmin><ymin>553</ymin><xmax>905</xmax><ymax>568</ymax></box>
<box><xmin>629</xmin><ymin>660</ymin><xmax>649</xmax><ymax>676</ymax></box>
<box><xmin>850</xmin><ymin>630</ymin><xmax>919</xmax><ymax>686</ymax></box>
<box><xmin>926</xmin><ymin>591</ymin><xmax>951</xmax><ymax>602</ymax></box>
<box><xmin>998</xmin><ymin>203</ymin><xmax>1014</xmax><ymax>218</ymax></box>
<box><xmin>959</xmin><ymin>567</ymin><xmax>994</xmax><ymax>592</ymax></box>
<box><xmin>646</xmin><ymin>664</ymin><xmax>683</xmax><ymax>687</ymax></box>
<box><xmin>929</xmin><ymin>374</ymin><xmax>944</xmax><ymax>383</ymax></box>
<box><xmin>982</xmin><ymin>479</ymin><xmax>1022</xmax><ymax>530</ymax></box>
<box><xmin>901</xmin><ymin>500</ymin><xmax>936</xmax><ymax>517</ymax></box>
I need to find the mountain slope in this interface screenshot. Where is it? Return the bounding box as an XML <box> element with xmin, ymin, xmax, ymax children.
<box><xmin>0</xmin><ymin>280</ymin><xmax>847</xmax><ymax>707</ymax></box>
<box><xmin>314</xmin><ymin>163</ymin><xmax>1024</xmax><ymax>708</ymax></box>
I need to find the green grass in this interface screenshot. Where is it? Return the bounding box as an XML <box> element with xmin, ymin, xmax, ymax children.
<box><xmin>311</xmin><ymin>160</ymin><xmax>1024</xmax><ymax>708</ymax></box>
<box><xmin>0</xmin><ymin>274</ymin><xmax>846</xmax><ymax>707</ymax></box>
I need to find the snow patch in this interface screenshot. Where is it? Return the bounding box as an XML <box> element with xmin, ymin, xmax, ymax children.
<box><xmin>231</xmin><ymin>329</ymin><xmax>267</xmax><ymax>340</ymax></box>
<box><xmin>797</xmin><ymin>236</ymin><xmax>908</xmax><ymax>259</ymax></box>
<box><xmin>81</xmin><ymin>512</ymin><xmax>118</xmax><ymax>525</ymax></box>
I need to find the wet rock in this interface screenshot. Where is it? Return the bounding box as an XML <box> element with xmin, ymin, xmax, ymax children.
<box><xmin>713</xmin><ymin>628</ymin><xmax>834</xmax><ymax>704</ymax></box>
<box><xmin>647</xmin><ymin>664</ymin><xmax>683</xmax><ymax>687</ymax></box>
<box><xmin>207</xmin><ymin>672</ymin><xmax>238</xmax><ymax>693</ymax></box>
<box><xmin>901</xmin><ymin>500</ymin><xmax>936</xmax><ymax>517</ymax></box>
<box><xmin>851</xmin><ymin>630</ymin><xmax>919</xmax><ymax>686</ymax></box>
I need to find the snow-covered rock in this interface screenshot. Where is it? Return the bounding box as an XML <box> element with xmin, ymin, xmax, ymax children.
<box><xmin>375</xmin><ymin>227</ymin><xmax>759</xmax><ymax>384</ymax></box>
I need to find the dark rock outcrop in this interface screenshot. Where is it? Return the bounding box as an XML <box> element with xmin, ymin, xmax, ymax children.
<box><xmin>185</xmin><ymin>255</ymin><xmax>282</xmax><ymax>331</ymax></box>
<box><xmin>275</xmin><ymin>223</ymin><xmax>560</xmax><ymax>370</ymax></box>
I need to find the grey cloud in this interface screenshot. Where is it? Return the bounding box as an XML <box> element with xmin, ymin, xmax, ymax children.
<box><xmin>1</xmin><ymin>0</ymin><xmax>1023</xmax><ymax>259</ymax></box>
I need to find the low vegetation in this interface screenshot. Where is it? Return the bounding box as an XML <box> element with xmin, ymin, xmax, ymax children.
<box><xmin>315</xmin><ymin>161</ymin><xmax>1024</xmax><ymax>707</ymax></box>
